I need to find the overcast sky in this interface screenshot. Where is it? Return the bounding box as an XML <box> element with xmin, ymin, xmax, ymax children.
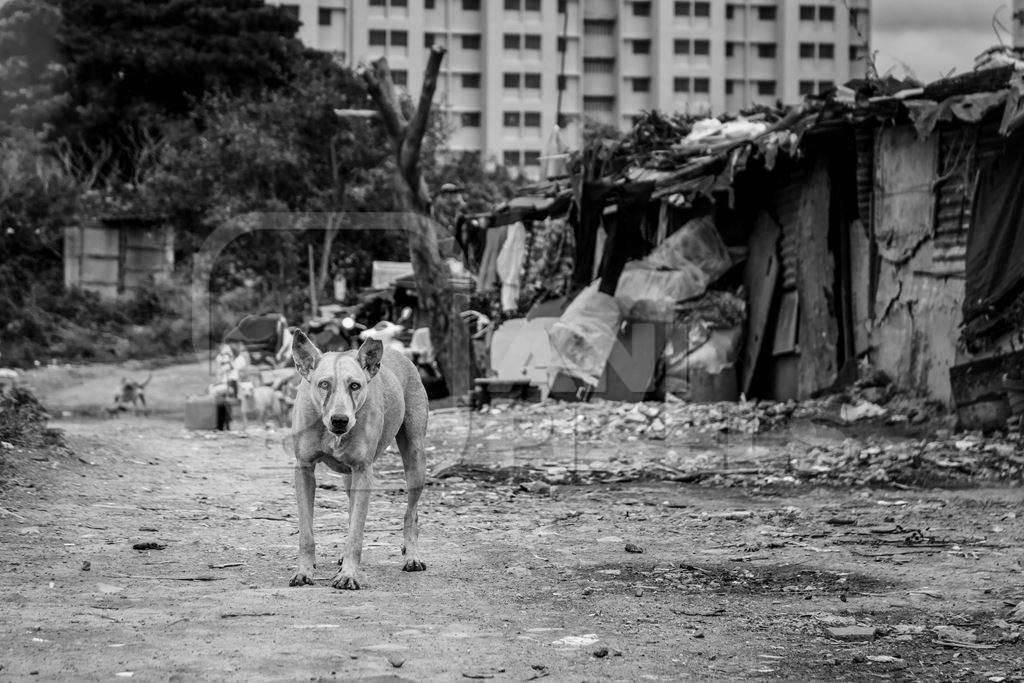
<box><xmin>872</xmin><ymin>0</ymin><xmax>1014</xmax><ymax>82</ymax></box>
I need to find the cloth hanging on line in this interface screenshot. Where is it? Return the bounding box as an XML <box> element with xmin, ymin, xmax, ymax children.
<box><xmin>496</xmin><ymin>222</ymin><xmax>528</xmax><ymax>313</ymax></box>
<box><xmin>598</xmin><ymin>182</ymin><xmax>656</xmax><ymax>296</ymax></box>
<box><xmin>574</xmin><ymin>182</ymin><xmax>613</xmax><ymax>290</ymax></box>
<box><xmin>476</xmin><ymin>224</ymin><xmax>508</xmax><ymax>291</ymax></box>
<box><xmin>517</xmin><ymin>216</ymin><xmax>576</xmax><ymax>313</ymax></box>
<box><xmin>962</xmin><ymin>130</ymin><xmax>1024</xmax><ymax>344</ymax></box>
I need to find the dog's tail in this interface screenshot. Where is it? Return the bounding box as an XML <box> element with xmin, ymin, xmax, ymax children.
<box><xmin>139</xmin><ymin>373</ymin><xmax>153</xmax><ymax>388</ymax></box>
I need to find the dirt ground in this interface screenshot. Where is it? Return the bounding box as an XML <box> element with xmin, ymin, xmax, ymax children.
<box><xmin>1</xmin><ymin>361</ymin><xmax>1023</xmax><ymax>681</ymax></box>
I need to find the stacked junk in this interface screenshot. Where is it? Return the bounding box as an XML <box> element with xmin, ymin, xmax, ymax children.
<box><xmin>457</xmin><ymin>56</ymin><xmax>1024</xmax><ymax>433</ymax></box>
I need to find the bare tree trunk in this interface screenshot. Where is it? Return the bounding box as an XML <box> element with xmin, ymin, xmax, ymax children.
<box><xmin>361</xmin><ymin>47</ymin><xmax>472</xmax><ymax>400</ymax></box>
<box><xmin>317</xmin><ymin>214</ymin><xmax>340</xmax><ymax>296</ymax></box>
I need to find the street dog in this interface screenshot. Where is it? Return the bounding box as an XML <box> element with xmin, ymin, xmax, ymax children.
<box><xmin>287</xmin><ymin>328</ymin><xmax>428</xmax><ymax>590</ymax></box>
<box><xmin>107</xmin><ymin>374</ymin><xmax>151</xmax><ymax>416</ymax></box>
<box><xmin>237</xmin><ymin>381</ymin><xmax>287</xmax><ymax>430</ymax></box>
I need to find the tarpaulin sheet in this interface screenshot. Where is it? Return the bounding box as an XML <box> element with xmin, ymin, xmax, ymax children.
<box><xmin>964</xmin><ymin>132</ymin><xmax>1024</xmax><ymax>322</ymax></box>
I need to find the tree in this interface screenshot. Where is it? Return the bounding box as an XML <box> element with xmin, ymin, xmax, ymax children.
<box><xmin>0</xmin><ymin>0</ymin><xmax>67</xmax><ymax>132</ymax></box>
<box><xmin>360</xmin><ymin>48</ymin><xmax>473</xmax><ymax>399</ymax></box>
<box><xmin>53</xmin><ymin>0</ymin><xmax>307</xmax><ymax>179</ymax></box>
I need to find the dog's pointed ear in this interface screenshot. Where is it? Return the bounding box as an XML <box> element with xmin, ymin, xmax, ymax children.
<box><xmin>289</xmin><ymin>327</ymin><xmax>322</xmax><ymax>380</ymax></box>
<box><xmin>357</xmin><ymin>338</ymin><xmax>383</xmax><ymax>380</ymax></box>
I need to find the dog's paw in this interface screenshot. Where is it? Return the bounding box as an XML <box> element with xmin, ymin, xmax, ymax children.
<box><xmin>288</xmin><ymin>571</ymin><xmax>315</xmax><ymax>587</ymax></box>
<box><xmin>402</xmin><ymin>559</ymin><xmax>427</xmax><ymax>572</ymax></box>
<box><xmin>330</xmin><ymin>572</ymin><xmax>361</xmax><ymax>590</ymax></box>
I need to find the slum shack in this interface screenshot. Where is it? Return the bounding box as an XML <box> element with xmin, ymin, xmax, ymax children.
<box><xmin>456</xmin><ymin>57</ymin><xmax>1024</xmax><ymax>432</ymax></box>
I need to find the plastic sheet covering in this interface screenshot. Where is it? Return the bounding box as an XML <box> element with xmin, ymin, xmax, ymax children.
<box><xmin>614</xmin><ymin>261</ymin><xmax>708</xmax><ymax>321</ymax></box>
<box><xmin>548</xmin><ymin>282</ymin><xmax>623</xmax><ymax>387</ymax></box>
<box><xmin>643</xmin><ymin>215</ymin><xmax>732</xmax><ymax>282</ymax></box>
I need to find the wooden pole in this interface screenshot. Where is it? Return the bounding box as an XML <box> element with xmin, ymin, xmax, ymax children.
<box><xmin>307</xmin><ymin>243</ymin><xmax>318</xmax><ymax>317</ymax></box>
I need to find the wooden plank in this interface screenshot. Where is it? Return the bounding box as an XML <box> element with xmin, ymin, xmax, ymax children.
<box><xmin>741</xmin><ymin>212</ymin><xmax>780</xmax><ymax>395</ymax></box>
<box><xmin>794</xmin><ymin>156</ymin><xmax>839</xmax><ymax>398</ymax></box>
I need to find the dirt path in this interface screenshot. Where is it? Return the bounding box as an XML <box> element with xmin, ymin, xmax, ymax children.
<box><xmin>1</xmin><ymin>367</ymin><xmax>1023</xmax><ymax>680</ymax></box>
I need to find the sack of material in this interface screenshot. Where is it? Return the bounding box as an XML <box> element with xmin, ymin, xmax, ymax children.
<box><xmin>614</xmin><ymin>261</ymin><xmax>708</xmax><ymax>320</ymax></box>
<box><xmin>644</xmin><ymin>215</ymin><xmax>732</xmax><ymax>283</ymax></box>
<box><xmin>548</xmin><ymin>283</ymin><xmax>622</xmax><ymax>387</ymax></box>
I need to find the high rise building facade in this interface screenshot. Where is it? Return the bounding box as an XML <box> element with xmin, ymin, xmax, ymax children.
<box><xmin>274</xmin><ymin>0</ymin><xmax>870</xmax><ymax>176</ymax></box>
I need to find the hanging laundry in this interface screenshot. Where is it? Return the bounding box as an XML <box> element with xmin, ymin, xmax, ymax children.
<box><xmin>495</xmin><ymin>222</ymin><xmax>528</xmax><ymax>313</ymax></box>
<box><xmin>517</xmin><ymin>216</ymin><xmax>576</xmax><ymax>313</ymax></box>
<box><xmin>476</xmin><ymin>223</ymin><xmax>508</xmax><ymax>291</ymax></box>
<box><xmin>573</xmin><ymin>182</ymin><xmax>613</xmax><ymax>290</ymax></box>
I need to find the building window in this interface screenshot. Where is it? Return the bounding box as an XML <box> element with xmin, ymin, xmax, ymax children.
<box><xmin>280</xmin><ymin>3</ymin><xmax>300</xmax><ymax>19</ymax></box>
<box><xmin>799</xmin><ymin>4</ymin><xmax>815</xmax><ymax>20</ymax></box>
<box><xmin>425</xmin><ymin>0</ymin><xmax>435</xmax><ymax>7</ymax></box>
<box><xmin>694</xmin><ymin>1</ymin><xmax>710</xmax><ymax>17</ymax></box>
<box><xmin>584</xmin><ymin>19</ymin><xmax>615</xmax><ymax>35</ymax></box>
<box><xmin>818</xmin><ymin>43</ymin><xmax>834</xmax><ymax>59</ymax></box>
<box><xmin>392</xmin><ymin>0</ymin><xmax>408</xmax><ymax>6</ymax></box>
<box><xmin>632</xmin><ymin>1</ymin><xmax>651</xmax><ymax>16</ymax></box>
<box><xmin>799</xmin><ymin>42</ymin><xmax>815</xmax><ymax>58</ymax></box>
<box><xmin>460</xmin><ymin>111</ymin><xmax>481</xmax><ymax>127</ymax></box>
<box><xmin>524</xmin><ymin>34</ymin><xmax>541</xmax><ymax>50</ymax></box>
<box><xmin>673</xmin><ymin>77</ymin><xmax>690</xmax><ymax>92</ymax></box>
<box><xmin>503</xmin><ymin>150</ymin><xmax>521</xmax><ymax>167</ymax></box>
<box><xmin>693</xmin><ymin>77</ymin><xmax>709</xmax><ymax>93</ymax></box>
<box><xmin>391</xmin><ymin>30</ymin><xmax>408</xmax><ymax>46</ymax></box>
<box><xmin>462</xmin><ymin>0</ymin><xmax>480</xmax><ymax>9</ymax></box>
<box><xmin>461</xmin><ymin>72</ymin><xmax>481</xmax><ymax>88</ymax></box>
<box><xmin>757</xmin><ymin>6</ymin><xmax>776</xmax><ymax>20</ymax></box>
<box><xmin>757</xmin><ymin>80</ymin><xmax>776</xmax><ymax>96</ymax></box>
<box><xmin>583</xmin><ymin>96</ymin><xmax>615</xmax><ymax>112</ymax></box>
<box><xmin>369</xmin><ymin>29</ymin><xmax>387</xmax><ymax>46</ymax></box>
<box><xmin>558</xmin><ymin>0</ymin><xmax>567</xmax><ymax>12</ymax></box>
<box><xmin>503</xmin><ymin>111</ymin><xmax>521</xmax><ymax>126</ymax></box>
<box><xmin>725</xmin><ymin>79</ymin><xmax>734</xmax><ymax>94</ymax></box>
<box><xmin>392</xmin><ymin>70</ymin><xmax>408</xmax><ymax>86</ymax></box>
<box><xmin>525</xmin><ymin>0</ymin><xmax>540</xmax><ymax>9</ymax></box>
<box><xmin>524</xmin><ymin>111</ymin><xmax>541</xmax><ymax>127</ymax></box>
<box><xmin>675</xmin><ymin>1</ymin><xmax>690</xmax><ymax>16</ymax></box>
<box><xmin>674</xmin><ymin>39</ymin><xmax>690</xmax><ymax>55</ymax></box>
<box><xmin>819</xmin><ymin>5</ymin><xmax>835</xmax><ymax>21</ymax></box>
<box><xmin>524</xmin><ymin>151</ymin><xmax>541</xmax><ymax>166</ymax></box>
<box><xmin>725</xmin><ymin>5</ymin><xmax>735</xmax><ymax>20</ymax></box>
<box><xmin>424</xmin><ymin>32</ymin><xmax>435</xmax><ymax>47</ymax></box>
<box><xmin>632</xmin><ymin>77</ymin><xmax>650</xmax><ymax>92</ymax></box>
<box><xmin>799</xmin><ymin>80</ymin><xmax>815</xmax><ymax>95</ymax></box>
<box><xmin>632</xmin><ymin>39</ymin><xmax>651</xmax><ymax>55</ymax></box>
<box><xmin>461</xmin><ymin>33</ymin><xmax>481</xmax><ymax>49</ymax></box>
<box><xmin>693</xmin><ymin>39</ymin><xmax>709</xmax><ymax>55</ymax></box>
<box><xmin>524</xmin><ymin>72</ymin><xmax>541</xmax><ymax>88</ymax></box>
<box><xmin>504</xmin><ymin>33</ymin><xmax>520</xmax><ymax>49</ymax></box>
<box><xmin>369</xmin><ymin>0</ymin><xmax>385</xmax><ymax>6</ymax></box>
<box><xmin>757</xmin><ymin>43</ymin><xmax>776</xmax><ymax>59</ymax></box>
<box><xmin>503</xmin><ymin>72</ymin><xmax>520</xmax><ymax>88</ymax></box>
<box><xmin>818</xmin><ymin>80</ymin><xmax>834</xmax><ymax>91</ymax></box>
<box><xmin>584</xmin><ymin>58</ymin><xmax>615</xmax><ymax>73</ymax></box>
<box><xmin>557</xmin><ymin>36</ymin><xmax>567</xmax><ymax>52</ymax></box>
<box><xmin>504</xmin><ymin>0</ymin><xmax>519</xmax><ymax>8</ymax></box>
<box><xmin>725</xmin><ymin>42</ymin><xmax>735</xmax><ymax>57</ymax></box>
<box><xmin>318</xmin><ymin>8</ymin><xmax>332</xmax><ymax>25</ymax></box>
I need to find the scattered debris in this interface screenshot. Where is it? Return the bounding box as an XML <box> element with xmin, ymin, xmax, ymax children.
<box><xmin>131</xmin><ymin>542</ymin><xmax>166</xmax><ymax>551</ymax></box>
<box><xmin>825</xmin><ymin>626</ymin><xmax>877</xmax><ymax>642</ymax></box>
<box><xmin>551</xmin><ymin>634</ymin><xmax>600</xmax><ymax>648</ymax></box>
<box><xmin>624</xmin><ymin>543</ymin><xmax>644</xmax><ymax>554</ymax></box>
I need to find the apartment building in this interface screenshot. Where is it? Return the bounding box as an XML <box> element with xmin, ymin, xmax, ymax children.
<box><xmin>275</xmin><ymin>0</ymin><xmax>870</xmax><ymax>175</ymax></box>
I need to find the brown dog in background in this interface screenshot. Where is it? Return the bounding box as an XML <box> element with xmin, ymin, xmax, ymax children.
<box><xmin>107</xmin><ymin>374</ymin><xmax>151</xmax><ymax>416</ymax></box>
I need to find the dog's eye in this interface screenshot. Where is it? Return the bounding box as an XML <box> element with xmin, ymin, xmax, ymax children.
<box><xmin>349</xmin><ymin>382</ymin><xmax>361</xmax><ymax>392</ymax></box>
<box><xmin>317</xmin><ymin>379</ymin><xmax>330</xmax><ymax>391</ymax></box>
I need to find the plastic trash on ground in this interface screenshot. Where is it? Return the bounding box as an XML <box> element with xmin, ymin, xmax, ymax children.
<box><xmin>548</xmin><ymin>282</ymin><xmax>623</xmax><ymax>387</ymax></box>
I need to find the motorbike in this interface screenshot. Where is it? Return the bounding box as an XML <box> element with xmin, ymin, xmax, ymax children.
<box><xmin>304</xmin><ymin>305</ymin><xmax>367</xmax><ymax>353</ymax></box>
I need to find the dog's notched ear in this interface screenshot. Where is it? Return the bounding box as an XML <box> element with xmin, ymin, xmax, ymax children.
<box><xmin>357</xmin><ymin>339</ymin><xmax>383</xmax><ymax>380</ymax></box>
<box><xmin>289</xmin><ymin>327</ymin><xmax>323</xmax><ymax>380</ymax></box>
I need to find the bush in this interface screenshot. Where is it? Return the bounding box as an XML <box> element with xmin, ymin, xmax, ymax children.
<box><xmin>0</xmin><ymin>385</ymin><xmax>61</xmax><ymax>447</ymax></box>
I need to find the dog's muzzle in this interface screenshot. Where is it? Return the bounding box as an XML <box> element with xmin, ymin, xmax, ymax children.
<box><xmin>328</xmin><ymin>415</ymin><xmax>350</xmax><ymax>434</ymax></box>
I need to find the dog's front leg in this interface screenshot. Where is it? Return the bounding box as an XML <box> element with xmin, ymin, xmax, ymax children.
<box><xmin>332</xmin><ymin>465</ymin><xmax>373</xmax><ymax>590</ymax></box>
<box><xmin>289</xmin><ymin>462</ymin><xmax>317</xmax><ymax>586</ymax></box>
